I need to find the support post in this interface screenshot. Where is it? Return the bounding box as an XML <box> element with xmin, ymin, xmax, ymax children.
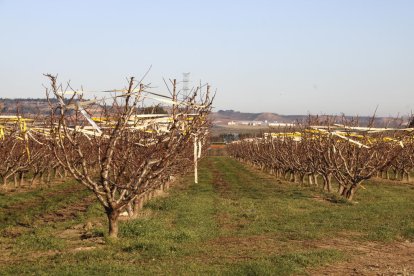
<box><xmin>194</xmin><ymin>135</ymin><xmax>198</xmax><ymax>184</ymax></box>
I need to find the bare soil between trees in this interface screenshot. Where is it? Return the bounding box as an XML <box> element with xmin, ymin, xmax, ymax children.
<box><xmin>308</xmin><ymin>237</ymin><xmax>414</xmax><ymax>275</ymax></box>
<box><xmin>38</xmin><ymin>194</ymin><xmax>95</xmax><ymax>224</ymax></box>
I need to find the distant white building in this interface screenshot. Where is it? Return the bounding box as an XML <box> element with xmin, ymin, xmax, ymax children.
<box><xmin>268</xmin><ymin>122</ymin><xmax>295</xmax><ymax>127</ymax></box>
<box><xmin>226</xmin><ymin>120</ymin><xmax>272</xmax><ymax>126</ymax></box>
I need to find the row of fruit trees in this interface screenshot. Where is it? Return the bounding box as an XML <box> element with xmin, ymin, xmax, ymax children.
<box><xmin>228</xmin><ymin>117</ymin><xmax>414</xmax><ymax>201</ymax></box>
<box><xmin>0</xmin><ymin>75</ymin><xmax>214</xmax><ymax>238</ymax></box>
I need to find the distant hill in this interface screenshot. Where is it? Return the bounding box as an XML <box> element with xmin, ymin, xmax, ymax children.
<box><xmin>211</xmin><ymin>109</ymin><xmax>408</xmax><ymax>127</ymax></box>
<box><xmin>212</xmin><ymin>110</ymin><xmax>285</xmax><ymax>123</ymax></box>
<box><xmin>211</xmin><ymin>110</ymin><xmax>307</xmax><ymax>124</ymax></box>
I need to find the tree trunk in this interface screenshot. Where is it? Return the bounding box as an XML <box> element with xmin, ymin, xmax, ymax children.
<box><xmin>342</xmin><ymin>182</ymin><xmax>360</xmax><ymax>201</ymax></box>
<box><xmin>106</xmin><ymin>208</ymin><xmax>120</xmax><ymax>238</ymax></box>
<box><xmin>343</xmin><ymin>186</ymin><xmax>356</xmax><ymax>201</ymax></box>
<box><xmin>394</xmin><ymin>169</ymin><xmax>399</xmax><ymax>181</ymax></box>
<box><xmin>126</xmin><ymin>202</ymin><xmax>134</xmax><ymax>218</ymax></box>
<box><xmin>30</xmin><ymin>173</ymin><xmax>38</xmax><ymax>186</ymax></box>
<box><xmin>14</xmin><ymin>174</ymin><xmax>18</xmax><ymax>187</ymax></box>
<box><xmin>308</xmin><ymin>174</ymin><xmax>313</xmax><ymax>185</ymax></box>
<box><xmin>135</xmin><ymin>196</ymin><xmax>144</xmax><ymax>211</ymax></box>
<box><xmin>327</xmin><ymin>174</ymin><xmax>332</xmax><ymax>192</ymax></box>
<box><xmin>289</xmin><ymin>172</ymin><xmax>295</xmax><ymax>182</ymax></box>
<box><xmin>322</xmin><ymin>176</ymin><xmax>328</xmax><ymax>191</ymax></box>
<box><xmin>47</xmin><ymin>169</ymin><xmax>51</xmax><ymax>186</ymax></box>
<box><xmin>278</xmin><ymin>170</ymin><xmax>283</xmax><ymax>178</ymax></box>
<box><xmin>19</xmin><ymin>172</ymin><xmax>25</xmax><ymax>186</ymax></box>
<box><xmin>57</xmin><ymin>168</ymin><xmax>63</xmax><ymax>178</ymax></box>
<box><xmin>402</xmin><ymin>171</ymin><xmax>411</xmax><ymax>183</ymax></box>
<box><xmin>301</xmin><ymin>174</ymin><xmax>306</xmax><ymax>185</ymax></box>
<box><xmin>338</xmin><ymin>184</ymin><xmax>344</xmax><ymax>195</ymax></box>
<box><xmin>313</xmin><ymin>174</ymin><xmax>318</xmax><ymax>187</ymax></box>
<box><xmin>323</xmin><ymin>174</ymin><xmax>332</xmax><ymax>192</ymax></box>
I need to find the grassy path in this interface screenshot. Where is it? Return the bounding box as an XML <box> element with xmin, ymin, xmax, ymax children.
<box><xmin>1</xmin><ymin>156</ymin><xmax>414</xmax><ymax>275</ymax></box>
<box><xmin>0</xmin><ymin>180</ymin><xmax>92</xmax><ymax>230</ymax></box>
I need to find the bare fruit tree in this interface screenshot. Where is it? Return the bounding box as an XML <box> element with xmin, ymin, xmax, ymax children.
<box><xmin>45</xmin><ymin>74</ymin><xmax>213</xmax><ymax>238</ymax></box>
<box><xmin>331</xmin><ymin>136</ymin><xmax>402</xmax><ymax>200</ymax></box>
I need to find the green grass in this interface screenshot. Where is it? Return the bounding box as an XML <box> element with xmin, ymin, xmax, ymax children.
<box><xmin>1</xmin><ymin>156</ymin><xmax>414</xmax><ymax>275</ymax></box>
<box><xmin>225</xmin><ymin>249</ymin><xmax>344</xmax><ymax>276</ymax></box>
<box><xmin>207</xmin><ymin>158</ymin><xmax>414</xmax><ymax>242</ymax></box>
<box><xmin>15</xmin><ymin>229</ymin><xmax>67</xmax><ymax>251</ymax></box>
<box><xmin>0</xmin><ymin>179</ymin><xmax>91</xmax><ymax>230</ymax></box>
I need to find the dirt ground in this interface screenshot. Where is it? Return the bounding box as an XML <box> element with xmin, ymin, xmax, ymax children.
<box><xmin>307</xmin><ymin>238</ymin><xmax>414</xmax><ymax>275</ymax></box>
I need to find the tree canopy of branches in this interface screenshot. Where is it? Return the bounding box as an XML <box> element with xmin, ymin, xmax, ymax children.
<box><xmin>44</xmin><ymin>74</ymin><xmax>213</xmax><ymax>238</ymax></box>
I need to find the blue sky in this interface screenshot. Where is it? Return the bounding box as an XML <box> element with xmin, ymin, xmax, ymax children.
<box><xmin>0</xmin><ymin>0</ymin><xmax>413</xmax><ymax>116</ymax></box>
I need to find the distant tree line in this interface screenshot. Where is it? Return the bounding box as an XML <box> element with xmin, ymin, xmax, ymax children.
<box><xmin>0</xmin><ymin>98</ymin><xmax>168</xmax><ymax>116</ymax></box>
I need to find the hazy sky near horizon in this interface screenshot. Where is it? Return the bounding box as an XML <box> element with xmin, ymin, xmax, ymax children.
<box><xmin>0</xmin><ymin>0</ymin><xmax>413</xmax><ymax>116</ymax></box>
